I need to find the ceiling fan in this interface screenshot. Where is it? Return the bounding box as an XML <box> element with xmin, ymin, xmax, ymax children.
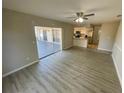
<box><xmin>67</xmin><ymin>12</ymin><xmax>95</xmax><ymax>23</ymax></box>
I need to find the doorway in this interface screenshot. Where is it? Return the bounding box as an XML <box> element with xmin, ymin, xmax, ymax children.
<box><xmin>34</xmin><ymin>26</ymin><xmax>62</xmax><ymax>59</ymax></box>
<box><xmin>87</xmin><ymin>25</ymin><xmax>101</xmax><ymax>49</ymax></box>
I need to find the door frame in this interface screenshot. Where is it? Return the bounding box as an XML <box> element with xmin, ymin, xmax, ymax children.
<box><xmin>34</xmin><ymin>26</ymin><xmax>63</xmax><ymax>51</ymax></box>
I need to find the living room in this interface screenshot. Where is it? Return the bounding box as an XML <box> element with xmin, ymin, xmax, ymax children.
<box><xmin>2</xmin><ymin>0</ymin><xmax>122</xmax><ymax>93</ymax></box>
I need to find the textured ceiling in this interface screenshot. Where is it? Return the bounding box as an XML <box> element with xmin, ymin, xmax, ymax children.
<box><xmin>3</xmin><ymin>0</ymin><xmax>122</xmax><ymax>24</ymax></box>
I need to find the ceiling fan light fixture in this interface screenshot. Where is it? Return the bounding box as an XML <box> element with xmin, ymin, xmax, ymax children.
<box><xmin>78</xmin><ymin>17</ymin><xmax>83</xmax><ymax>22</ymax></box>
<box><xmin>75</xmin><ymin>19</ymin><xmax>79</xmax><ymax>22</ymax></box>
<box><xmin>75</xmin><ymin>17</ymin><xmax>84</xmax><ymax>23</ymax></box>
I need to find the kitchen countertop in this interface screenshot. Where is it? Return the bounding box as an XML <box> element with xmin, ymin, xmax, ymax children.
<box><xmin>73</xmin><ymin>38</ymin><xmax>88</xmax><ymax>40</ymax></box>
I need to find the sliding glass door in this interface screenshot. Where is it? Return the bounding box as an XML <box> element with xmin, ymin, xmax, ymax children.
<box><xmin>34</xmin><ymin>26</ymin><xmax>62</xmax><ymax>59</ymax></box>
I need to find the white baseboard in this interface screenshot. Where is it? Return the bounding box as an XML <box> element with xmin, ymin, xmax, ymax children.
<box><xmin>112</xmin><ymin>54</ymin><xmax>122</xmax><ymax>86</ymax></box>
<box><xmin>97</xmin><ymin>48</ymin><xmax>112</xmax><ymax>52</ymax></box>
<box><xmin>2</xmin><ymin>60</ymin><xmax>39</xmax><ymax>78</ymax></box>
<box><xmin>63</xmin><ymin>45</ymin><xmax>73</xmax><ymax>50</ymax></box>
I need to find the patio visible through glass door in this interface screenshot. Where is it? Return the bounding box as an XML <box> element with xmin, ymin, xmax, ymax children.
<box><xmin>34</xmin><ymin>26</ymin><xmax>62</xmax><ymax>59</ymax></box>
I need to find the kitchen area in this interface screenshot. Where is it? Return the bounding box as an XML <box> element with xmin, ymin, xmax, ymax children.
<box><xmin>73</xmin><ymin>25</ymin><xmax>101</xmax><ymax>49</ymax></box>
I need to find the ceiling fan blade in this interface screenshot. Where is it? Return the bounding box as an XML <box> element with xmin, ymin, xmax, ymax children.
<box><xmin>73</xmin><ymin>18</ymin><xmax>77</xmax><ymax>21</ymax></box>
<box><xmin>76</xmin><ymin>12</ymin><xmax>83</xmax><ymax>17</ymax></box>
<box><xmin>83</xmin><ymin>17</ymin><xmax>88</xmax><ymax>20</ymax></box>
<box><xmin>84</xmin><ymin>13</ymin><xmax>95</xmax><ymax>17</ymax></box>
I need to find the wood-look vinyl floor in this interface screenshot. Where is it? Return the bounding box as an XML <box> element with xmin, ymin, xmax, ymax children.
<box><xmin>3</xmin><ymin>47</ymin><xmax>121</xmax><ymax>93</ymax></box>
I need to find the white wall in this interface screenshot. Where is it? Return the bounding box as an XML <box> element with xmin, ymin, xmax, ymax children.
<box><xmin>3</xmin><ymin>8</ymin><xmax>73</xmax><ymax>76</ymax></box>
<box><xmin>98</xmin><ymin>21</ymin><xmax>119</xmax><ymax>51</ymax></box>
<box><xmin>112</xmin><ymin>21</ymin><xmax>122</xmax><ymax>85</ymax></box>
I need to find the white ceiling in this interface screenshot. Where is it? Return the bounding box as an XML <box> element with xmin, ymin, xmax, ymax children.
<box><xmin>3</xmin><ymin>0</ymin><xmax>122</xmax><ymax>24</ymax></box>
